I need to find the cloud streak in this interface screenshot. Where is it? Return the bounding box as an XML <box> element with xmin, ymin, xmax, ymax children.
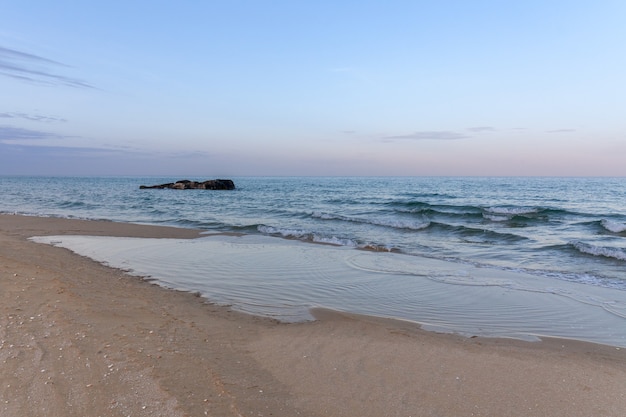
<box><xmin>467</xmin><ymin>126</ymin><xmax>495</xmax><ymax>133</ymax></box>
<box><xmin>0</xmin><ymin>125</ymin><xmax>62</xmax><ymax>141</ymax></box>
<box><xmin>0</xmin><ymin>45</ymin><xmax>94</xmax><ymax>89</ymax></box>
<box><xmin>547</xmin><ymin>129</ymin><xmax>576</xmax><ymax>133</ymax></box>
<box><xmin>0</xmin><ymin>126</ymin><xmax>215</xmax><ymax>161</ymax></box>
<box><xmin>0</xmin><ymin>112</ymin><xmax>67</xmax><ymax>123</ymax></box>
<box><xmin>0</xmin><ymin>138</ymin><xmax>223</xmax><ymax>176</ymax></box>
<box><xmin>384</xmin><ymin>131</ymin><xmax>470</xmax><ymax>141</ymax></box>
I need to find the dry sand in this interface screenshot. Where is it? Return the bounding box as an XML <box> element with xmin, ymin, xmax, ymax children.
<box><xmin>1</xmin><ymin>214</ymin><xmax>625</xmax><ymax>417</ymax></box>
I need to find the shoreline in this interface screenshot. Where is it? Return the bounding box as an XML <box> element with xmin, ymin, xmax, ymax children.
<box><xmin>29</xmin><ymin>225</ymin><xmax>626</xmax><ymax>348</ymax></box>
<box><xmin>2</xmin><ymin>214</ymin><xmax>626</xmax><ymax>416</ymax></box>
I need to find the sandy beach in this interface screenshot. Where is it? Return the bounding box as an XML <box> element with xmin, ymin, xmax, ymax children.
<box><xmin>1</xmin><ymin>214</ymin><xmax>625</xmax><ymax>417</ymax></box>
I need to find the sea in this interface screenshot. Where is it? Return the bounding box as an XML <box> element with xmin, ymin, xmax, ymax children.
<box><xmin>2</xmin><ymin>176</ymin><xmax>625</xmax><ymax>347</ymax></box>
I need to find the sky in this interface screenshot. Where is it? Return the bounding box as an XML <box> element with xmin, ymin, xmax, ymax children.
<box><xmin>1</xmin><ymin>1</ymin><xmax>625</xmax><ymax>177</ymax></box>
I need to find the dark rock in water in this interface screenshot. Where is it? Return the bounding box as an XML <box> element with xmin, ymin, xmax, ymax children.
<box><xmin>140</xmin><ymin>179</ymin><xmax>235</xmax><ymax>190</ymax></box>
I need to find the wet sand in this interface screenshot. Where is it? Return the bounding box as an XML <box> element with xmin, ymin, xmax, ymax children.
<box><xmin>1</xmin><ymin>214</ymin><xmax>625</xmax><ymax>416</ymax></box>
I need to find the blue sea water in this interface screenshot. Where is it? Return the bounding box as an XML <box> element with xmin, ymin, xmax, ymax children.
<box><xmin>3</xmin><ymin>176</ymin><xmax>626</xmax><ymax>345</ymax></box>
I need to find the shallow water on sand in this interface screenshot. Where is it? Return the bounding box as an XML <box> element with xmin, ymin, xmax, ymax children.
<box><xmin>32</xmin><ymin>234</ymin><xmax>626</xmax><ymax>347</ymax></box>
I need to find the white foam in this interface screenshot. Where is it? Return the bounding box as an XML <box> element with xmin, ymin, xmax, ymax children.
<box><xmin>257</xmin><ymin>224</ymin><xmax>309</xmax><ymax>238</ymax></box>
<box><xmin>572</xmin><ymin>241</ymin><xmax>626</xmax><ymax>261</ymax></box>
<box><xmin>485</xmin><ymin>207</ymin><xmax>538</xmax><ymax>216</ymax></box>
<box><xmin>368</xmin><ymin>218</ymin><xmax>430</xmax><ymax>230</ymax></box>
<box><xmin>258</xmin><ymin>225</ymin><xmax>358</xmax><ymax>247</ymax></box>
<box><xmin>482</xmin><ymin>213</ymin><xmax>510</xmax><ymax>222</ymax></box>
<box><xmin>312</xmin><ymin>235</ymin><xmax>358</xmax><ymax>247</ymax></box>
<box><xmin>312</xmin><ymin>211</ymin><xmax>338</xmax><ymax>220</ymax></box>
<box><xmin>601</xmin><ymin>219</ymin><xmax>626</xmax><ymax>233</ymax></box>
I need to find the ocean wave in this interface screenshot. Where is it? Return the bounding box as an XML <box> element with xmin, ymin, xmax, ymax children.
<box><xmin>359</xmin><ymin>244</ymin><xmax>398</xmax><ymax>252</ymax></box>
<box><xmin>58</xmin><ymin>200</ymin><xmax>98</xmax><ymax>210</ymax></box>
<box><xmin>481</xmin><ymin>206</ymin><xmax>576</xmax><ymax>224</ymax></box>
<box><xmin>601</xmin><ymin>219</ymin><xmax>626</xmax><ymax>233</ymax></box>
<box><xmin>482</xmin><ymin>213</ymin><xmax>511</xmax><ymax>222</ymax></box>
<box><xmin>311</xmin><ymin>211</ymin><xmax>430</xmax><ymax>231</ymax></box>
<box><xmin>482</xmin><ymin>206</ymin><xmax>539</xmax><ymax>222</ymax></box>
<box><xmin>390</xmin><ymin>201</ymin><xmax>483</xmax><ymax>216</ymax></box>
<box><xmin>257</xmin><ymin>225</ymin><xmax>358</xmax><ymax>247</ymax></box>
<box><xmin>311</xmin><ymin>212</ymin><xmax>342</xmax><ymax>221</ymax></box>
<box><xmin>571</xmin><ymin>241</ymin><xmax>626</xmax><ymax>261</ymax></box>
<box><xmin>388</xmin><ymin>201</ymin><xmax>578</xmax><ymax>225</ymax></box>
<box><xmin>173</xmin><ymin>218</ymin><xmax>226</xmax><ymax>229</ymax></box>
<box><xmin>485</xmin><ymin>206</ymin><xmax>540</xmax><ymax>216</ymax></box>
<box><xmin>0</xmin><ymin>211</ymin><xmax>114</xmax><ymax>223</ymax></box>
<box><xmin>256</xmin><ymin>225</ymin><xmax>399</xmax><ymax>251</ymax></box>
<box><xmin>430</xmin><ymin>221</ymin><xmax>528</xmax><ymax>243</ymax></box>
<box><xmin>414</xmin><ymin>207</ymin><xmax>484</xmax><ymax>218</ymax></box>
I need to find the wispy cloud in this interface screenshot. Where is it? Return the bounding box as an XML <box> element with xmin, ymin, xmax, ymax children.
<box><xmin>0</xmin><ymin>141</ymin><xmax>222</xmax><ymax>176</ymax></box>
<box><xmin>0</xmin><ymin>142</ymin><xmax>134</xmax><ymax>166</ymax></box>
<box><xmin>0</xmin><ymin>127</ymin><xmax>214</xmax><ymax>160</ymax></box>
<box><xmin>0</xmin><ymin>45</ymin><xmax>94</xmax><ymax>88</ymax></box>
<box><xmin>467</xmin><ymin>126</ymin><xmax>495</xmax><ymax>133</ymax></box>
<box><xmin>384</xmin><ymin>131</ymin><xmax>470</xmax><ymax>141</ymax></box>
<box><xmin>547</xmin><ymin>129</ymin><xmax>576</xmax><ymax>133</ymax></box>
<box><xmin>0</xmin><ymin>112</ymin><xmax>67</xmax><ymax>123</ymax></box>
<box><xmin>0</xmin><ymin>125</ymin><xmax>62</xmax><ymax>141</ymax></box>
<box><xmin>0</xmin><ymin>46</ymin><xmax>67</xmax><ymax>66</ymax></box>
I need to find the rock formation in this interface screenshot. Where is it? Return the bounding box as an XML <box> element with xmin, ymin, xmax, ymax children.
<box><xmin>140</xmin><ymin>179</ymin><xmax>235</xmax><ymax>190</ymax></box>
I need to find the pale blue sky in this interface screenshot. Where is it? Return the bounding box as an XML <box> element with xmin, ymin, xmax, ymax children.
<box><xmin>1</xmin><ymin>1</ymin><xmax>625</xmax><ymax>176</ymax></box>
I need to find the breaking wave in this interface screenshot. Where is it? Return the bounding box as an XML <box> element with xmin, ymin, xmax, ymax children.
<box><xmin>311</xmin><ymin>211</ymin><xmax>430</xmax><ymax>231</ymax></box>
<box><xmin>601</xmin><ymin>219</ymin><xmax>626</xmax><ymax>234</ymax></box>
<box><xmin>257</xmin><ymin>225</ymin><xmax>358</xmax><ymax>247</ymax></box>
<box><xmin>482</xmin><ymin>206</ymin><xmax>540</xmax><ymax>222</ymax></box>
<box><xmin>571</xmin><ymin>241</ymin><xmax>626</xmax><ymax>261</ymax></box>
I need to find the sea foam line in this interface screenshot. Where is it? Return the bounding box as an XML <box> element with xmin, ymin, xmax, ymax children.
<box><xmin>257</xmin><ymin>225</ymin><xmax>358</xmax><ymax>247</ymax></box>
<box><xmin>311</xmin><ymin>211</ymin><xmax>430</xmax><ymax>231</ymax></box>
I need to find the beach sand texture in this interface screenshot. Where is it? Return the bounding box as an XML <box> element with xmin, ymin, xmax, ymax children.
<box><xmin>1</xmin><ymin>214</ymin><xmax>625</xmax><ymax>417</ymax></box>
